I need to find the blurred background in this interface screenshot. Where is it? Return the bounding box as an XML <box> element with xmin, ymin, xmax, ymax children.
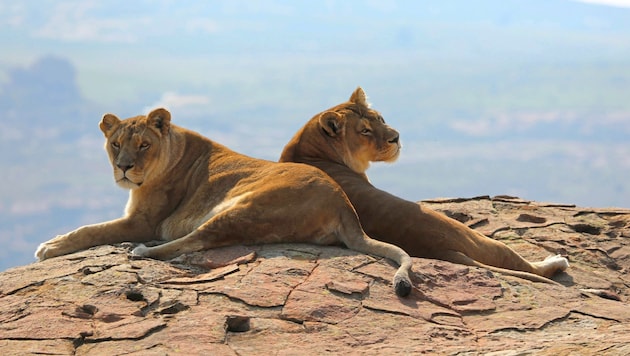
<box><xmin>1</xmin><ymin>0</ymin><xmax>629</xmax><ymax>271</ymax></box>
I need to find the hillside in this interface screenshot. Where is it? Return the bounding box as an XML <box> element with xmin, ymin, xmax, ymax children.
<box><xmin>1</xmin><ymin>196</ymin><xmax>629</xmax><ymax>355</ymax></box>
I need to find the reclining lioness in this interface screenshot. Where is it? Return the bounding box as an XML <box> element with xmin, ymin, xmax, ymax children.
<box><xmin>280</xmin><ymin>87</ymin><xmax>569</xmax><ymax>283</ymax></box>
<box><xmin>35</xmin><ymin>108</ymin><xmax>413</xmax><ymax>297</ymax></box>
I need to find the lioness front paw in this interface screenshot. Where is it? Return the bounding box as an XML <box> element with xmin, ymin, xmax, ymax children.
<box><xmin>35</xmin><ymin>234</ymin><xmax>72</xmax><ymax>261</ymax></box>
<box><xmin>35</xmin><ymin>243</ymin><xmax>50</xmax><ymax>261</ymax></box>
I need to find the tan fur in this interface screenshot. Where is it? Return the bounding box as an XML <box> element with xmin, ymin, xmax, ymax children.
<box><xmin>280</xmin><ymin>87</ymin><xmax>569</xmax><ymax>283</ymax></box>
<box><xmin>35</xmin><ymin>108</ymin><xmax>413</xmax><ymax>297</ymax></box>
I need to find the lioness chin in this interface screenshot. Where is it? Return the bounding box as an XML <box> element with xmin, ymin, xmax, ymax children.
<box><xmin>280</xmin><ymin>87</ymin><xmax>569</xmax><ymax>283</ymax></box>
<box><xmin>35</xmin><ymin>108</ymin><xmax>413</xmax><ymax>297</ymax></box>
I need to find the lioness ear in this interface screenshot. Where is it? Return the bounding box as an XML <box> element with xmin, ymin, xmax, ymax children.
<box><xmin>319</xmin><ymin>111</ymin><xmax>343</xmax><ymax>137</ymax></box>
<box><xmin>99</xmin><ymin>114</ymin><xmax>121</xmax><ymax>137</ymax></box>
<box><xmin>147</xmin><ymin>108</ymin><xmax>171</xmax><ymax>135</ymax></box>
<box><xmin>349</xmin><ymin>87</ymin><xmax>370</xmax><ymax>108</ymax></box>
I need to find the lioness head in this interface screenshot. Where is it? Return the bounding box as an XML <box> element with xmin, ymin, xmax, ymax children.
<box><xmin>99</xmin><ymin>108</ymin><xmax>172</xmax><ymax>189</ymax></box>
<box><xmin>282</xmin><ymin>87</ymin><xmax>400</xmax><ymax>174</ymax></box>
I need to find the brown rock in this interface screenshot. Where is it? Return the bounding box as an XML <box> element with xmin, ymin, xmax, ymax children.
<box><xmin>1</xmin><ymin>196</ymin><xmax>629</xmax><ymax>355</ymax></box>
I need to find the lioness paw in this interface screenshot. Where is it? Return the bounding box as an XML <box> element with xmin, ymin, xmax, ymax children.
<box><xmin>533</xmin><ymin>254</ymin><xmax>569</xmax><ymax>276</ymax></box>
<box><xmin>35</xmin><ymin>235</ymin><xmax>65</xmax><ymax>261</ymax></box>
<box><xmin>132</xmin><ymin>244</ymin><xmax>150</xmax><ymax>257</ymax></box>
<box><xmin>35</xmin><ymin>243</ymin><xmax>50</xmax><ymax>261</ymax></box>
<box><xmin>544</xmin><ymin>254</ymin><xmax>570</xmax><ymax>271</ymax></box>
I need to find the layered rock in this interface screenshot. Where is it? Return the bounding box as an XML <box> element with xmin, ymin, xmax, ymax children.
<box><xmin>1</xmin><ymin>196</ymin><xmax>629</xmax><ymax>355</ymax></box>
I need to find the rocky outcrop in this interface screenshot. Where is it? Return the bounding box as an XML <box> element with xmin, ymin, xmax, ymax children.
<box><xmin>1</xmin><ymin>196</ymin><xmax>629</xmax><ymax>355</ymax></box>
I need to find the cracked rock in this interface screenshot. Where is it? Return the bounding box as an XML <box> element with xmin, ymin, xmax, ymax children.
<box><xmin>1</xmin><ymin>196</ymin><xmax>630</xmax><ymax>354</ymax></box>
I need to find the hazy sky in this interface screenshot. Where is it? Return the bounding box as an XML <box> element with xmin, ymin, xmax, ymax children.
<box><xmin>1</xmin><ymin>0</ymin><xmax>630</xmax><ymax>271</ymax></box>
<box><xmin>577</xmin><ymin>0</ymin><xmax>630</xmax><ymax>7</ymax></box>
<box><xmin>2</xmin><ymin>0</ymin><xmax>629</xmax><ymax>206</ymax></box>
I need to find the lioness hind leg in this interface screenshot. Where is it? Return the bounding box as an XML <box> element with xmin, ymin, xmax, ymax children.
<box><xmin>439</xmin><ymin>250</ymin><xmax>566</xmax><ymax>284</ymax></box>
<box><xmin>132</xmin><ymin>234</ymin><xmax>209</xmax><ymax>260</ymax></box>
<box><xmin>132</xmin><ymin>205</ymin><xmax>260</xmax><ymax>260</ymax></box>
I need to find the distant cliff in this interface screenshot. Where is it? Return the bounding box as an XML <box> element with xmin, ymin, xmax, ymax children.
<box><xmin>1</xmin><ymin>196</ymin><xmax>629</xmax><ymax>355</ymax></box>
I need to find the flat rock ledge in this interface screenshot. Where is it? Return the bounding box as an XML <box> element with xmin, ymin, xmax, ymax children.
<box><xmin>1</xmin><ymin>196</ymin><xmax>630</xmax><ymax>355</ymax></box>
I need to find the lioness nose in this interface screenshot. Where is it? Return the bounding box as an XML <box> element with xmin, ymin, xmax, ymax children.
<box><xmin>388</xmin><ymin>134</ymin><xmax>400</xmax><ymax>144</ymax></box>
<box><xmin>117</xmin><ymin>164</ymin><xmax>134</xmax><ymax>172</ymax></box>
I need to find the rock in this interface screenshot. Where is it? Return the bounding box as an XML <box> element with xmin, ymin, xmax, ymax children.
<box><xmin>1</xmin><ymin>196</ymin><xmax>629</xmax><ymax>355</ymax></box>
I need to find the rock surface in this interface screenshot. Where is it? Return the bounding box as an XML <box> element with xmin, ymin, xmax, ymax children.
<box><xmin>1</xmin><ymin>196</ymin><xmax>629</xmax><ymax>355</ymax></box>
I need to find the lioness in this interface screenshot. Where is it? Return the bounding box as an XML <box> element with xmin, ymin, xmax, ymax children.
<box><xmin>35</xmin><ymin>108</ymin><xmax>413</xmax><ymax>297</ymax></box>
<box><xmin>280</xmin><ymin>87</ymin><xmax>569</xmax><ymax>283</ymax></box>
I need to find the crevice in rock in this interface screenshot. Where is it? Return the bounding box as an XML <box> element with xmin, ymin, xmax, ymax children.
<box><xmin>413</xmin><ymin>289</ymin><xmax>463</xmax><ymax>314</ymax></box>
<box><xmin>3</xmin><ymin>280</ymin><xmax>45</xmax><ymax>296</ymax></box>
<box><xmin>350</xmin><ymin>258</ymin><xmax>378</xmax><ymax>273</ymax></box>
<box><xmin>571</xmin><ymin>310</ymin><xmax>622</xmax><ymax>322</ymax></box>
<box><xmin>424</xmin><ymin>196</ymin><xmax>491</xmax><ymax>204</ymax></box>
<box><xmin>285</xmin><ymin>247</ymin><xmax>321</xmax><ymax>259</ymax></box>
<box><xmin>277</xmin><ymin>314</ymin><xmax>306</xmax><ymax>325</ymax></box>
<box><xmin>78</xmin><ymin>322</ymin><xmax>167</xmax><ymax>348</ymax></box>
<box><xmin>279</xmin><ymin>267</ymin><xmax>311</xmax><ymax>277</ymax></box>
<box><xmin>199</xmin><ymin>291</ymin><xmax>283</xmax><ymax>312</ymax></box>
<box><xmin>225</xmin><ymin>315</ymin><xmax>251</xmax><ymax>332</ymax></box>
<box><xmin>362</xmin><ymin>304</ymin><xmax>410</xmax><ymax>317</ymax></box>
<box><xmin>583</xmin><ymin>248</ymin><xmax>621</xmax><ymax>270</ymax></box>
<box><xmin>489</xmin><ymin>311</ymin><xmax>572</xmax><ymax>334</ymax></box>
<box><xmin>348</xmin><ymin>333</ymin><xmax>386</xmax><ymax>348</ymax></box>
<box><xmin>125</xmin><ymin>288</ymin><xmax>145</xmax><ymax>302</ymax></box>
<box><xmin>535</xmin><ymin>202</ymin><xmax>576</xmax><ymax>208</ymax></box>
<box><xmin>490</xmin><ymin>222</ymin><xmax>570</xmax><ymax>238</ymax></box>
<box><xmin>488</xmin><ymin>226</ymin><xmax>515</xmax><ymax>237</ymax></box>
<box><xmin>1</xmin><ymin>307</ymin><xmax>30</xmax><ymax>324</ymax></box>
<box><xmin>443</xmin><ymin>210</ymin><xmax>474</xmax><ymax>223</ymax></box>
<box><xmin>280</xmin><ymin>260</ymin><xmax>321</xmax><ymax>306</ymax></box>
<box><xmin>353</xmin><ymin>261</ymin><xmax>393</xmax><ymax>287</ymax></box>
<box><xmin>132</xmin><ymin>288</ymin><xmax>195</xmax><ymax>317</ymax></box>
<box><xmin>73</xmin><ymin>333</ymin><xmax>90</xmax><ymax>350</ymax></box>
<box><xmin>516</xmin><ymin>214</ymin><xmax>547</xmax><ymax>224</ymax></box>
<box><xmin>62</xmin><ymin>304</ymin><xmax>99</xmax><ymax>320</ymax></box>
<box><xmin>492</xmin><ymin>195</ymin><xmax>528</xmax><ymax>203</ymax></box>
<box><xmin>77</xmin><ymin>263</ymin><xmax>121</xmax><ymax>277</ymax></box>
<box><xmin>575</xmin><ymin>210</ymin><xmax>630</xmax><ymax>217</ymax></box>
<box><xmin>157</xmin><ymin>301</ymin><xmax>189</xmax><ymax>315</ymax></box>
<box><xmin>571</xmin><ymin>223</ymin><xmax>603</xmax><ymax>235</ymax></box>
<box><xmin>468</xmin><ymin>218</ymin><xmax>489</xmax><ymax>229</ymax></box>
<box><xmin>579</xmin><ymin>288</ymin><xmax>621</xmax><ymax>301</ymax></box>
<box><xmin>325</xmin><ymin>283</ymin><xmax>368</xmax><ymax>300</ymax></box>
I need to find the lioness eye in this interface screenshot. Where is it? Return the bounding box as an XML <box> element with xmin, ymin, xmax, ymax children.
<box><xmin>361</xmin><ymin>128</ymin><xmax>372</xmax><ymax>135</ymax></box>
<box><xmin>111</xmin><ymin>142</ymin><xmax>120</xmax><ymax>149</ymax></box>
<box><xmin>140</xmin><ymin>142</ymin><xmax>150</xmax><ymax>150</ymax></box>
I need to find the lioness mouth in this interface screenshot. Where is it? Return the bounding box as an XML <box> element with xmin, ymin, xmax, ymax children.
<box><xmin>118</xmin><ymin>177</ymin><xmax>142</xmax><ymax>187</ymax></box>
